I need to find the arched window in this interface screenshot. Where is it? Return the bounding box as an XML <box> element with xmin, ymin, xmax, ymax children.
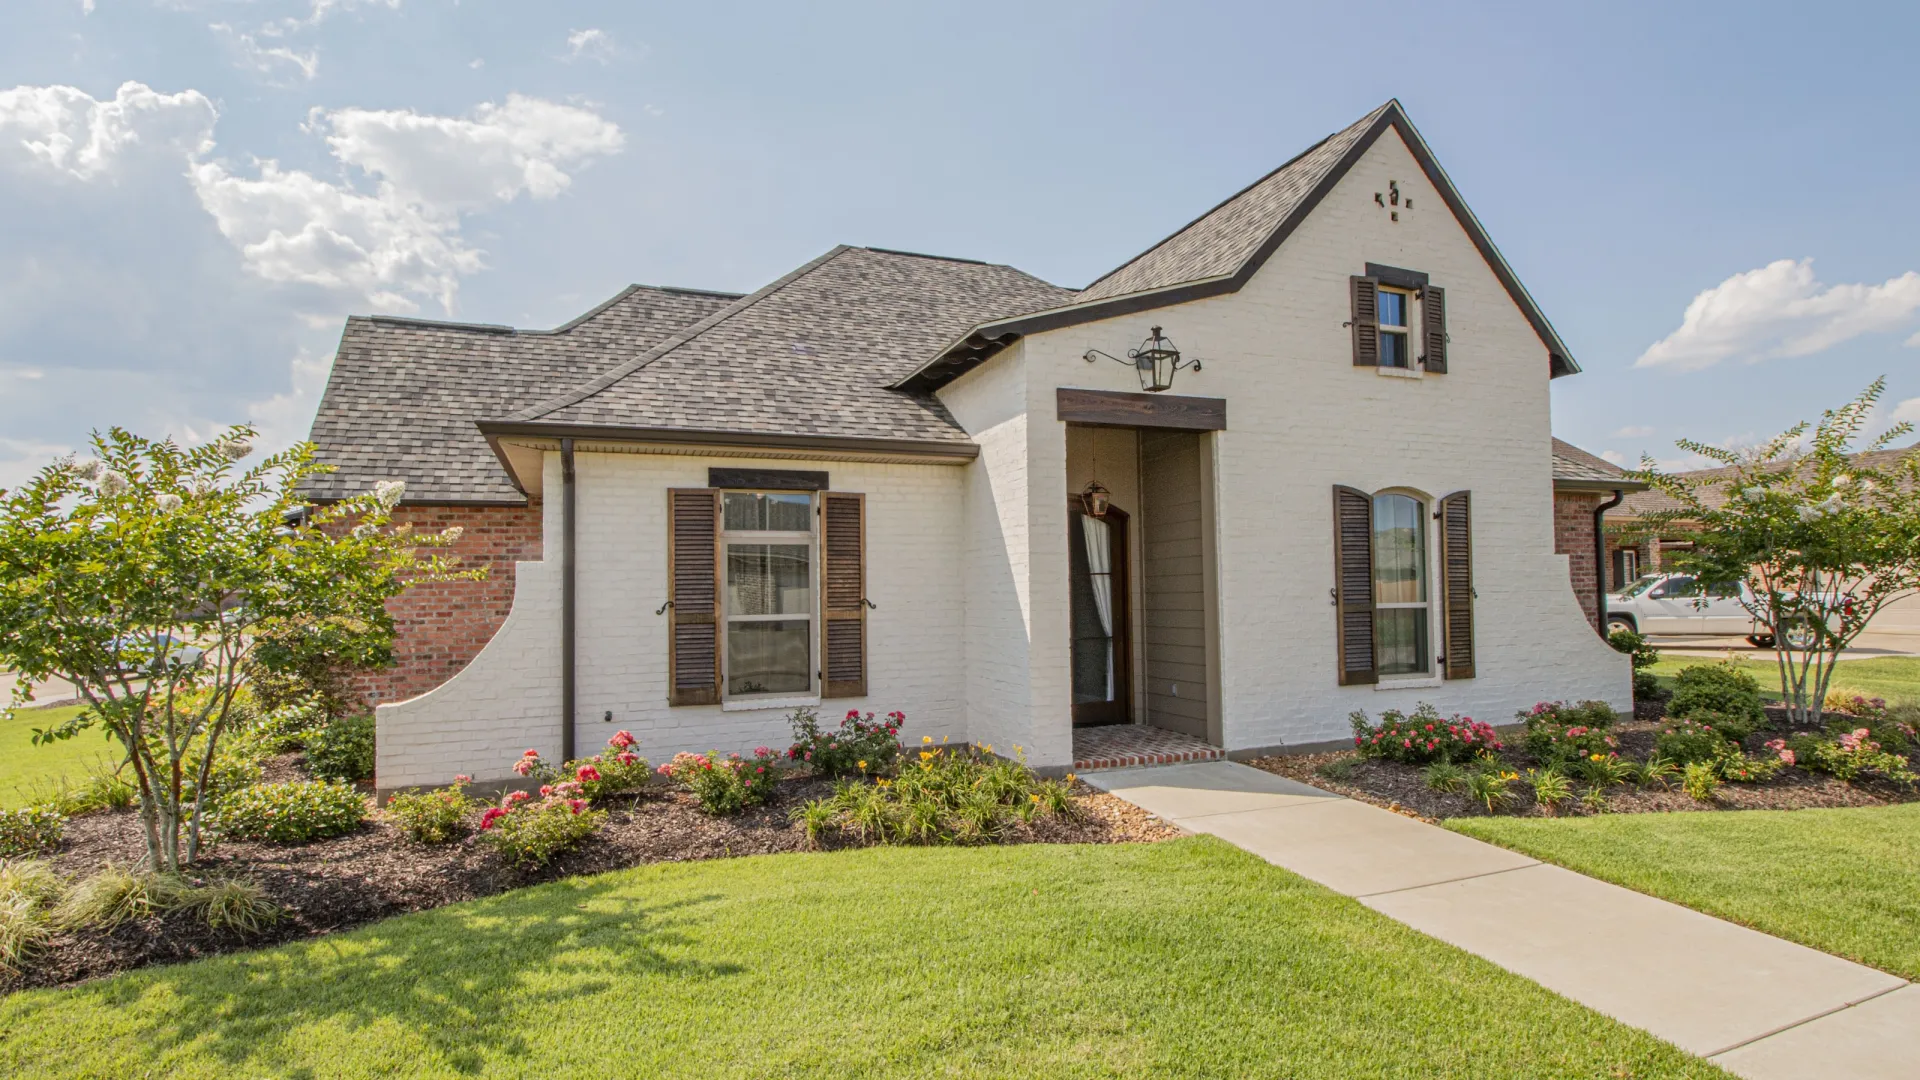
<box><xmin>1372</xmin><ymin>492</ymin><xmax>1430</xmax><ymax>675</ymax></box>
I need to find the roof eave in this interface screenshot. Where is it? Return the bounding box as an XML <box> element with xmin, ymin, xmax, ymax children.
<box><xmin>1553</xmin><ymin>478</ymin><xmax>1650</xmax><ymax>494</ymax></box>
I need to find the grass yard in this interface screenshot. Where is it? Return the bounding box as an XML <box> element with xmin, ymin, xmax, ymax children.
<box><xmin>1650</xmin><ymin>654</ymin><xmax>1920</xmax><ymax>706</ymax></box>
<box><xmin>1451</xmin><ymin>804</ymin><xmax>1920</xmax><ymax>980</ymax></box>
<box><xmin>0</xmin><ymin>837</ymin><xmax>1727</xmax><ymax>1079</ymax></box>
<box><xmin>1</xmin><ymin>704</ymin><xmax>119</xmax><ymax>810</ymax></box>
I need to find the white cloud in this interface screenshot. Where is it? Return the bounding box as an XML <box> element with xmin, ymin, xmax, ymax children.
<box><xmin>1610</xmin><ymin>425</ymin><xmax>1654</xmax><ymax>439</ymax></box>
<box><xmin>1599</xmin><ymin>449</ymin><xmax>1628</xmax><ymax>466</ymax></box>
<box><xmin>246</xmin><ymin>348</ymin><xmax>334</xmax><ymax>450</ymax></box>
<box><xmin>189</xmin><ymin>94</ymin><xmax>623</xmax><ymax>313</ymax></box>
<box><xmin>79</xmin><ymin>0</ymin><xmax>95</xmax><ymax>14</ymax></box>
<box><xmin>565</xmin><ymin>28</ymin><xmax>618</xmax><ymax>64</ymax></box>
<box><xmin>211</xmin><ymin>23</ymin><xmax>320</xmax><ymax>82</ymax></box>
<box><xmin>1907</xmin><ymin>330</ymin><xmax>1920</xmax><ymax>348</ymax></box>
<box><xmin>0</xmin><ymin>437</ymin><xmax>73</xmax><ymax>493</ymax></box>
<box><xmin>1636</xmin><ymin>259</ymin><xmax>1920</xmax><ymax>370</ymax></box>
<box><xmin>0</xmin><ymin>81</ymin><xmax>215</xmax><ymax>180</ymax></box>
<box><xmin>1891</xmin><ymin>397</ymin><xmax>1920</xmax><ymax>426</ymax></box>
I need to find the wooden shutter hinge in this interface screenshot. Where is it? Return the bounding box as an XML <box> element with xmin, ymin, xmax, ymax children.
<box><xmin>654</xmin><ymin>600</ymin><xmax>674</xmax><ymax>616</ymax></box>
<box><xmin>863</xmin><ymin>598</ymin><xmax>877</xmax><ymax>610</ymax></box>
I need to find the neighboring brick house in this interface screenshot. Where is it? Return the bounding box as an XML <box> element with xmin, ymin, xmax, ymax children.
<box><xmin>307</xmin><ymin>99</ymin><xmax>1636</xmax><ymax>793</ymax></box>
<box><xmin>1549</xmin><ymin>438</ymin><xmax>1647</xmax><ymax>632</ymax></box>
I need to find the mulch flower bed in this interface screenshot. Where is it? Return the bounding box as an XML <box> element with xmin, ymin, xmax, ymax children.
<box><xmin>1250</xmin><ymin>706</ymin><xmax>1920</xmax><ymax>824</ymax></box>
<box><xmin>17</xmin><ymin>771</ymin><xmax>1176</xmax><ymax>993</ymax></box>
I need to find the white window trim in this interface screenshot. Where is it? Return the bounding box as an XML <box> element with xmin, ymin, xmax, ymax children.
<box><xmin>1377</xmin><ymin>286</ymin><xmax>1416</xmax><ymax>370</ymax></box>
<box><xmin>718</xmin><ymin>491</ymin><xmax>819</xmax><ymax>702</ymax></box>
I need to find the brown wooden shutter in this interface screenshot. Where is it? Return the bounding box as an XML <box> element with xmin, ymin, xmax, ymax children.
<box><xmin>666</xmin><ymin>488</ymin><xmax>721</xmax><ymax>705</ymax></box>
<box><xmin>1332</xmin><ymin>485</ymin><xmax>1377</xmax><ymax>685</ymax></box>
<box><xmin>819</xmin><ymin>491</ymin><xmax>867</xmax><ymax>699</ymax></box>
<box><xmin>1420</xmin><ymin>284</ymin><xmax>1448</xmax><ymax>373</ymax></box>
<box><xmin>1439</xmin><ymin>490</ymin><xmax>1475</xmax><ymax>679</ymax></box>
<box><xmin>1350</xmin><ymin>276</ymin><xmax>1380</xmax><ymax>367</ymax></box>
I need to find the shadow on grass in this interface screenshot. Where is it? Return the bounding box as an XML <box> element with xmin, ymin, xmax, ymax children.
<box><xmin>7</xmin><ymin>877</ymin><xmax>740</xmax><ymax>1075</ymax></box>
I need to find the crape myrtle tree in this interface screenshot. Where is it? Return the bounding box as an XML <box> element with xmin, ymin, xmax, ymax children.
<box><xmin>0</xmin><ymin>426</ymin><xmax>479</xmax><ymax>869</ymax></box>
<box><xmin>1628</xmin><ymin>379</ymin><xmax>1920</xmax><ymax>727</ymax></box>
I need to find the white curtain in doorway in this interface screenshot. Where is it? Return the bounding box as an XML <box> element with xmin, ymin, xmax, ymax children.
<box><xmin>1080</xmin><ymin>514</ymin><xmax>1115</xmax><ymax>699</ymax></box>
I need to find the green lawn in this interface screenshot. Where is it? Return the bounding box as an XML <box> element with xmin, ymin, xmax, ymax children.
<box><xmin>0</xmin><ymin>838</ymin><xmax>1725</xmax><ymax>1079</ymax></box>
<box><xmin>1650</xmin><ymin>654</ymin><xmax>1920</xmax><ymax>705</ymax></box>
<box><xmin>1</xmin><ymin>704</ymin><xmax>121</xmax><ymax>810</ymax></box>
<box><xmin>1450</xmin><ymin>804</ymin><xmax>1920</xmax><ymax>980</ymax></box>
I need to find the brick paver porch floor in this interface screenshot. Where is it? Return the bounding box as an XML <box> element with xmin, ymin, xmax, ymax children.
<box><xmin>1071</xmin><ymin>724</ymin><xmax>1223</xmax><ymax>772</ymax></box>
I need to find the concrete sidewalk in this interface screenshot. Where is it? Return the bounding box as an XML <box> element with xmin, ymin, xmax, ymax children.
<box><xmin>1085</xmin><ymin>761</ymin><xmax>1915</xmax><ymax>1080</ymax></box>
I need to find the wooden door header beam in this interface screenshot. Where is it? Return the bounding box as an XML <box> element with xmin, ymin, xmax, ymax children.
<box><xmin>1056</xmin><ymin>387</ymin><xmax>1227</xmax><ymax>431</ymax></box>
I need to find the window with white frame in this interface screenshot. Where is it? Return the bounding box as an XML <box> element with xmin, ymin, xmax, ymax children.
<box><xmin>720</xmin><ymin>491</ymin><xmax>815</xmax><ymax>697</ymax></box>
<box><xmin>1377</xmin><ymin>287</ymin><xmax>1413</xmax><ymax>369</ymax></box>
<box><xmin>1372</xmin><ymin>492</ymin><xmax>1430</xmax><ymax>675</ymax></box>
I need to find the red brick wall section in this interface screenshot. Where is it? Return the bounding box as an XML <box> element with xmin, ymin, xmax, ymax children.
<box><xmin>1553</xmin><ymin>491</ymin><xmax>1602</xmax><ymax>632</ymax></box>
<box><xmin>349</xmin><ymin>502</ymin><xmax>543</xmax><ymax>707</ymax></box>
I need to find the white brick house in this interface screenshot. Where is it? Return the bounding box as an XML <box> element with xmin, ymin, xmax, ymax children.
<box><xmin>306</xmin><ymin>100</ymin><xmax>1631</xmax><ymax>792</ymax></box>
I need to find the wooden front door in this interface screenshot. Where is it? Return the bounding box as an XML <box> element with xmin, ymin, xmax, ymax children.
<box><xmin>1068</xmin><ymin>502</ymin><xmax>1130</xmax><ymax>727</ymax></box>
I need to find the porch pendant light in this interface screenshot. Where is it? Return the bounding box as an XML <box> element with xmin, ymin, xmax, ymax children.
<box><xmin>1081</xmin><ymin>479</ymin><xmax>1111</xmax><ymax>518</ymax></box>
<box><xmin>1084</xmin><ymin>325</ymin><xmax>1202</xmax><ymax>393</ymax></box>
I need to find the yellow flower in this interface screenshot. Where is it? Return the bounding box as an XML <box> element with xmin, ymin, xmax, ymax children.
<box><xmin>922</xmin><ymin>735</ymin><xmax>933</xmax><ymax>744</ymax></box>
<box><xmin>1589</xmin><ymin>753</ymin><xmax>1605</xmax><ymax>762</ymax></box>
<box><xmin>1030</xmin><ymin>793</ymin><xmax>1042</xmax><ymax>802</ymax></box>
<box><xmin>981</xmin><ymin>743</ymin><xmax>994</xmax><ymax>754</ymax></box>
<box><xmin>919</xmin><ymin>750</ymin><xmax>934</xmax><ymax>761</ymax></box>
<box><xmin>1064</xmin><ymin>773</ymin><xmax>1077</xmax><ymax>784</ymax></box>
<box><xmin>857</xmin><ymin>760</ymin><xmax>867</xmax><ymax>770</ymax></box>
<box><xmin>877</xmin><ymin>778</ymin><xmax>892</xmax><ymax>787</ymax></box>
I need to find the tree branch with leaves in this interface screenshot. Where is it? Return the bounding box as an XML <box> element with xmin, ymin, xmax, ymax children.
<box><xmin>0</xmin><ymin>426</ymin><xmax>482</xmax><ymax>870</ymax></box>
<box><xmin>1626</xmin><ymin>379</ymin><xmax>1920</xmax><ymax>727</ymax></box>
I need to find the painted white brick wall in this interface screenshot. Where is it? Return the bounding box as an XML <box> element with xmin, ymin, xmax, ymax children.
<box><xmin>376</xmin><ymin>449</ymin><xmax>971</xmax><ymax>789</ymax></box>
<box><xmin>954</xmin><ymin>125</ymin><xmax>1628</xmax><ymax>766</ymax></box>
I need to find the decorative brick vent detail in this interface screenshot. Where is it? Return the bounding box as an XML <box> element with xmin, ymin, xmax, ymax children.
<box><xmin>1072</xmin><ymin>725</ymin><xmax>1224</xmax><ymax>772</ymax></box>
<box><xmin>335</xmin><ymin>502</ymin><xmax>543</xmax><ymax>708</ymax></box>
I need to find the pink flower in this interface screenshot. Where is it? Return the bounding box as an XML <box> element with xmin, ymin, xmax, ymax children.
<box><xmin>656</xmin><ymin>763</ymin><xmax>671</xmax><ymax>775</ymax></box>
<box><xmin>616</xmin><ymin>752</ymin><xmax>637</xmax><ymax>765</ymax></box>
<box><xmin>479</xmin><ymin>807</ymin><xmax>507</xmax><ymax>830</ymax></box>
<box><xmin>609</xmin><ymin>730</ymin><xmax>636</xmax><ymax>749</ymax></box>
<box><xmin>506</xmin><ymin>790</ymin><xmax>530</xmax><ymax>804</ymax></box>
<box><xmin>846</xmin><ymin>710</ymin><xmax>860</xmax><ymax>720</ymax></box>
<box><xmin>523</xmin><ymin>749</ymin><xmax>539</xmax><ymax>757</ymax></box>
<box><xmin>1781</xmin><ymin>749</ymin><xmax>1797</xmax><ymax>765</ymax></box>
<box><xmin>512</xmin><ymin>759</ymin><xmax>533</xmax><ymax>776</ymax></box>
<box><xmin>576</xmin><ymin>765</ymin><xmax>602</xmax><ymax>783</ymax></box>
<box><xmin>754</xmin><ymin>746</ymin><xmax>770</xmax><ymax>757</ymax></box>
<box><xmin>540</xmin><ymin>785</ymin><xmax>554</xmax><ymax>796</ymax></box>
<box><xmin>454</xmin><ymin>774</ymin><xmax>472</xmax><ymax>784</ymax></box>
<box><xmin>567</xmin><ymin>799</ymin><xmax>586</xmax><ymax>814</ymax></box>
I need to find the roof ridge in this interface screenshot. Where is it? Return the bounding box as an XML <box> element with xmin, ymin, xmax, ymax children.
<box><xmin>362</xmin><ymin>314</ymin><xmax>516</xmax><ymax>335</ymax></box>
<box><xmin>1077</xmin><ymin>99</ymin><xmax>1394</xmax><ymax>295</ymax></box>
<box><xmin>860</xmin><ymin>246</ymin><xmax>990</xmax><ymax>266</ymax></box>
<box><xmin>502</xmin><ymin>246</ymin><xmax>855</xmax><ymax>424</ymax></box>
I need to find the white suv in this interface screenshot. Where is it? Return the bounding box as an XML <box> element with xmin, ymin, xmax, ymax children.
<box><xmin>1606</xmin><ymin>573</ymin><xmax>1758</xmax><ymax>639</ymax></box>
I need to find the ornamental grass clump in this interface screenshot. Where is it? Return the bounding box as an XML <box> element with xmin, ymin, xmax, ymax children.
<box><xmin>786</xmin><ymin>708</ymin><xmax>904</xmax><ymax>776</ymax></box>
<box><xmin>50</xmin><ymin>865</ymin><xmax>277</xmax><ymax>933</ymax></box>
<box><xmin>383</xmin><ymin>777</ymin><xmax>475</xmax><ymax>844</ymax></box>
<box><xmin>658</xmin><ymin>749</ymin><xmax>783</xmax><ymax>815</ymax></box>
<box><xmin>213</xmin><ymin>780</ymin><xmax>368</xmax><ymax>844</ymax></box>
<box><xmin>0</xmin><ymin>860</ymin><xmax>64</xmax><ymax>980</ymax></box>
<box><xmin>795</xmin><ymin>744</ymin><xmax>1074</xmax><ymax>847</ymax></box>
<box><xmin>1461</xmin><ymin>766</ymin><xmax>1517</xmax><ymax>813</ymax></box>
<box><xmin>1523</xmin><ymin>768</ymin><xmax>1574</xmax><ymax>814</ymax></box>
<box><xmin>1350</xmin><ymin>703</ymin><xmax>1501</xmax><ymax>765</ymax></box>
<box><xmin>1567</xmin><ymin>752</ymin><xmax>1635</xmax><ymax>789</ymax></box>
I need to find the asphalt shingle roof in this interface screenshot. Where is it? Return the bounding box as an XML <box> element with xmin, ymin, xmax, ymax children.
<box><xmin>508</xmin><ymin>246</ymin><xmax>1076</xmax><ymax>440</ymax></box>
<box><xmin>1618</xmin><ymin>446</ymin><xmax>1919</xmax><ymax>517</ymax></box>
<box><xmin>305</xmin><ymin>285</ymin><xmax>740</xmax><ymax>504</ymax></box>
<box><xmin>1075</xmin><ymin>103</ymin><xmax>1391</xmax><ymax>303</ymax></box>
<box><xmin>1551</xmin><ymin>438</ymin><xmax>1630</xmax><ymax>485</ymax></box>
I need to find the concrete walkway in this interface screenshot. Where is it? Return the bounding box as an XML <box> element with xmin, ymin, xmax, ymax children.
<box><xmin>1084</xmin><ymin>761</ymin><xmax>1916</xmax><ymax>1079</ymax></box>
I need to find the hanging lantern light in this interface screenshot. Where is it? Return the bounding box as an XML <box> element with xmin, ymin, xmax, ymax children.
<box><xmin>1084</xmin><ymin>325</ymin><xmax>1202</xmax><ymax>393</ymax></box>
<box><xmin>1081</xmin><ymin>479</ymin><xmax>1111</xmax><ymax>518</ymax></box>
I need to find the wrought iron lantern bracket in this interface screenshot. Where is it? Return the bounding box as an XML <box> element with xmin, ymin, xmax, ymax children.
<box><xmin>1083</xmin><ymin>325</ymin><xmax>1201</xmax><ymax>393</ymax></box>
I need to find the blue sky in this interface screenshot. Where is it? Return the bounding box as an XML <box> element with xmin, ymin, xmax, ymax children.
<box><xmin>3</xmin><ymin>0</ymin><xmax>1917</xmax><ymax>488</ymax></box>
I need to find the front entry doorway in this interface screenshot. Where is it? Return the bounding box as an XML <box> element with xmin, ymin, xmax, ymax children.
<box><xmin>1069</xmin><ymin>501</ymin><xmax>1130</xmax><ymax>727</ymax></box>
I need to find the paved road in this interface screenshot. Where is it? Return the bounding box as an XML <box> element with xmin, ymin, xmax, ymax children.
<box><xmin>1087</xmin><ymin>761</ymin><xmax>1917</xmax><ymax>1080</ymax></box>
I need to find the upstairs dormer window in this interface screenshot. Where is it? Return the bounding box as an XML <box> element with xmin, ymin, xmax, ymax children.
<box><xmin>1377</xmin><ymin>287</ymin><xmax>1412</xmax><ymax>369</ymax></box>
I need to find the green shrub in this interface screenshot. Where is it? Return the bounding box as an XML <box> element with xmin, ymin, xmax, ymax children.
<box><xmin>1632</xmin><ymin>670</ymin><xmax>1662</xmax><ymax>702</ymax></box>
<box><xmin>1713</xmin><ymin>748</ymin><xmax>1783</xmax><ymax>784</ymax></box>
<box><xmin>563</xmin><ymin>731</ymin><xmax>652</xmax><ymax>802</ymax></box>
<box><xmin>786</xmin><ymin>708</ymin><xmax>903</xmax><ymax>777</ymax></box>
<box><xmin>795</xmin><ymin>745</ymin><xmax>1074</xmax><ymax>845</ymax></box>
<box><xmin>226</xmin><ymin>698</ymin><xmax>327</xmax><ymax>761</ymax></box>
<box><xmin>658</xmin><ymin>750</ymin><xmax>782</xmax><ymax>815</ymax></box>
<box><xmin>1607</xmin><ymin>627</ymin><xmax>1660</xmax><ymax>671</ymax></box>
<box><xmin>1796</xmin><ymin>728</ymin><xmax>1918</xmax><ymax>784</ymax></box>
<box><xmin>1682</xmin><ymin>761</ymin><xmax>1721</xmax><ymax>802</ymax></box>
<box><xmin>0</xmin><ymin>806</ymin><xmax>65</xmax><ymax>858</ymax></box>
<box><xmin>1520</xmin><ymin>701</ymin><xmax>1620</xmax><ymax>764</ymax></box>
<box><xmin>214</xmin><ymin>781</ymin><xmax>368</xmax><ymax>843</ymax></box>
<box><xmin>1823</xmin><ymin>705</ymin><xmax>1916</xmax><ymax>755</ymax></box>
<box><xmin>479</xmin><ymin>794</ymin><xmax>605</xmax><ymax>869</ymax></box>
<box><xmin>1350</xmin><ymin>703</ymin><xmax>1503</xmax><ymax>765</ymax></box>
<box><xmin>304</xmin><ymin>714</ymin><xmax>375</xmax><ymax>783</ymax></box>
<box><xmin>1668</xmin><ymin>663</ymin><xmax>1765</xmax><ymax>730</ymax></box>
<box><xmin>384</xmin><ymin>780</ymin><xmax>474</xmax><ymax>844</ymax></box>
<box><xmin>1680</xmin><ymin>707</ymin><xmax>1757</xmax><ymax>744</ymax></box>
<box><xmin>1655</xmin><ymin>717</ymin><xmax>1734</xmax><ymax>766</ymax></box>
